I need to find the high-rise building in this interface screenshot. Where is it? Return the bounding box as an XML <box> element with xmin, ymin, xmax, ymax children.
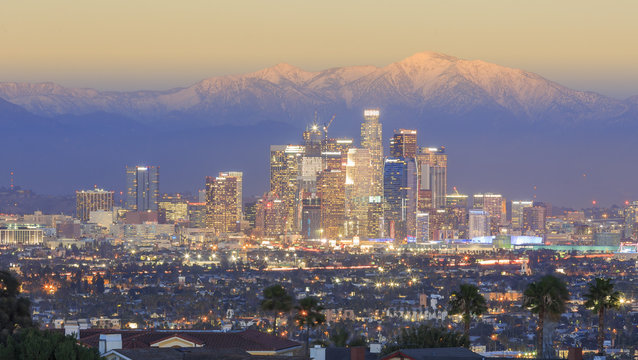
<box><xmin>361</xmin><ymin>109</ymin><xmax>383</xmax><ymax>198</ymax></box>
<box><xmin>511</xmin><ymin>201</ymin><xmax>533</xmax><ymax>230</ymax></box>
<box><xmin>205</xmin><ymin>175</ymin><xmax>240</xmax><ymax>234</ymax></box>
<box><xmin>303</xmin><ymin>124</ymin><xmax>323</xmax><ymax>157</ymax></box>
<box><xmin>416</xmin><ymin>147</ymin><xmax>447</xmax><ymax>210</ymax></box>
<box><xmin>301</xmin><ymin>197</ymin><xmax>321</xmax><ymax>239</ymax></box>
<box><xmin>270</xmin><ymin>145</ymin><xmax>305</xmax><ymax>233</ymax></box>
<box><xmin>345</xmin><ymin>148</ymin><xmax>372</xmax><ymax>239</ymax></box>
<box><xmin>473</xmin><ymin>193</ymin><xmax>506</xmax><ymax>234</ymax></box>
<box><xmin>623</xmin><ymin>201</ymin><xmax>638</xmax><ymax>239</ymax></box>
<box><xmin>383</xmin><ymin>157</ymin><xmax>417</xmax><ymax>240</ymax></box>
<box><xmin>523</xmin><ymin>205</ymin><xmax>546</xmax><ymax>235</ymax></box>
<box><xmin>469</xmin><ymin>209</ymin><xmax>490</xmax><ymax>238</ymax></box>
<box><xmin>390</xmin><ymin>129</ymin><xmax>418</xmax><ymax>159</ymax></box>
<box><xmin>255</xmin><ymin>192</ymin><xmax>286</xmax><ymax>238</ymax></box>
<box><xmin>76</xmin><ymin>189</ymin><xmax>114</xmax><ymax>222</ymax></box>
<box><xmin>126</xmin><ymin>166</ymin><xmax>160</xmax><ymax>212</ymax></box>
<box><xmin>219</xmin><ymin>171</ymin><xmax>243</xmax><ymax>221</ymax></box>
<box><xmin>416</xmin><ymin>213</ymin><xmax>429</xmax><ymax>243</ymax></box>
<box><xmin>318</xmin><ymin>169</ymin><xmax>346</xmax><ymax>240</ymax></box>
<box><xmin>158</xmin><ymin>194</ymin><xmax>189</xmax><ymax>224</ymax></box>
<box><xmin>187</xmin><ymin>202</ymin><xmax>206</xmax><ymax>228</ymax></box>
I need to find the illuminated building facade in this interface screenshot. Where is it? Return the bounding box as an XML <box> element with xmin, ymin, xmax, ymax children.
<box><xmin>473</xmin><ymin>193</ymin><xmax>506</xmax><ymax>234</ymax></box>
<box><xmin>469</xmin><ymin>209</ymin><xmax>490</xmax><ymax>238</ymax></box>
<box><xmin>205</xmin><ymin>175</ymin><xmax>240</xmax><ymax>234</ymax></box>
<box><xmin>361</xmin><ymin>109</ymin><xmax>383</xmax><ymax>198</ymax></box>
<box><xmin>383</xmin><ymin>157</ymin><xmax>417</xmax><ymax>240</ymax></box>
<box><xmin>511</xmin><ymin>200</ymin><xmax>533</xmax><ymax>230</ymax></box>
<box><xmin>187</xmin><ymin>202</ymin><xmax>206</xmax><ymax>228</ymax></box>
<box><xmin>0</xmin><ymin>226</ymin><xmax>44</xmax><ymax>245</ymax></box>
<box><xmin>416</xmin><ymin>147</ymin><xmax>447</xmax><ymax>210</ymax></box>
<box><xmin>390</xmin><ymin>129</ymin><xmax>417</xmax><ymax>159</ymax></box>
<box><xmin>126</xmin><ymin>165</ymin><xmax>160</xmax><ymax>212</ymax></box>
<box><xmin>76</xmin><ymin>189</ymin><xmax>114</xmax><ymax>222</ymax></box>
<box><xmin>416</xmin><ymin>212</ymin><xmax>429</xmax><ymax>243</ymax></box>
<box><xmin>318</xmin><ymin>169</ymin><xmax>346</xmax><ymax>240</ymax></box>
<box><xmin>158</xmin><ymin>195</ymin><xmax>189</xmax><ymax>224</ymax></box>
<box><xmin>301</xmin><ymin>197</ymin><xmax>321</xmax><ymax>239</ymax></box>
<box><xmin>255</xmin><ymin>192</ymin><xmax>286</xmax><ymax>238</ymax></box>
<box><xmin>219</xmin><ymin>171</ymin><xmax>243</xmax><ymax>221</ymax></box>
<box><xmin>345</xmin><ymin>148</ymin><xmax>372</xmax><ymax>239</ymax></box>
<box><xmin>523</xmin><ymin>205</ymin><xmax>546</xmax><ymax>235</ymax></box>
<box><xmin>270</xmin><ymin>145</ymin><xmax>304</xmax><ymax>232</ymax></box>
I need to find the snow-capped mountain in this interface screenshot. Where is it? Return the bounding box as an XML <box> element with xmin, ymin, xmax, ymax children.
<box><xmin>0</xmin><ymin>51</ymin><xmax>634</xmax><ymax>125</ymax></box>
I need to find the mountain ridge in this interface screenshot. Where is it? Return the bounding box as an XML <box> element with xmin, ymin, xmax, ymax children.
<box><xmin>0</xmin><ymin>51</ymin><xmax>635</xmax><ymax>126</ymax></box>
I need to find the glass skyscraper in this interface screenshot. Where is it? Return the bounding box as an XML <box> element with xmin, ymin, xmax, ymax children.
<box><xmin>126</xmin><ymin>165</ymin><xmax>159</xmax><ymax>212</ymax></box>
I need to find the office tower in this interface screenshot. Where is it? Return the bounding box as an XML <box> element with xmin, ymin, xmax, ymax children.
<box><xmin>361</xmin><ymin>109</ymin><xmax>383</xmax><ymax>198</ymax></box>
<box><xmin>473</xmin><ymin>193</ymin><xmax>506</xmax><ymax>234</ymax></box>
<box><xmin>126</xmin><ymin>165</ymin><xmax>160</xmax><ymax>212</ymax></box>
<box><xmin>301</xmin><ymin>197</ymin><xmax>321</xmax><ymax>239</ymax></box>
<box><xmin>367</xmin><ymin>196</ymin><xmax>384</xmax><ymax>239</ymax></box>
<box><xmin>416</xmin><ymin>213</ymin><xmax>429</xmax><ymax>243</ymax></box>
<box><xmin>390</xmin><ymin>129</ymin><xmax>418</xmax><ymax>158</ymax></box>
<box><xmin>298</xmin><ymin>156</ymin><xmax>323</xmax><ymax>193</ymax></box>
<box><xmin>158</xmin><ymin>194</ymin><xmax>189</xmax><ymax>224</ymax></box>
<box><xmin>187</xmin><ymin>202</ymin><xmax>206</xmax><ymax>228</ymax></box>
<box><xmin>270</xmin><ymin>145</ymin><xmax>304</xmax><ymax>233</ymax></box>
<box><xmin>446</xmin><ymin>193</ymin><xmax>468</xmax><ymax>208</ymax></box>
<box><xmin>205</xmin><ymin>175</ymin><xmax>240</xmax><ymax>234</ymax></box>
<box><xmin>76</xmin><ymin>189</ymin><xmax>114</xmax><ymax>222</ymax></box>
<box><xmin>219</xmin><ymin>171</ymin><xmax>243</xmax><ymax>221</ymax></box>
<box><xmin>318</xmin><ymin>169</ymin><xmax>346</xmax><ymax>239</ymax></box>
<box><xmin>383</xmin><ymin>157</ymin><xmax>417</xmax><ymax>240</ymax></box>
<box><xmin>511</xmin><ymin>201</ymin><xmax>533</xmax><ymax>230</ymax></box>
<box><xmin>623</xmin><ymin>201</ymin><xmax>638</xmax><ymax>239</ymax></box>
<box><xmin>345</xmin><ymin>148</ymin><xmax>372</xmax><ymax>239</ymax></box>
<box><xmin>443</xmin><ymin>206</ymin><xmax>468</xmax><ymax>239</ymax></box>
<box><xmin>416</xmin><ymin>147</ymin><xmax>447</xmax><ymax>210</ymax></box>
<box><xmin>255</xmin><ymin>192</ymin><xmax>286</xmax><ymax>238</ymax></box>
<box><xmin>469</xmin><ymin>209</ymin><xmax>490</xmax><ymax>238</ymax></box>
<box><xmin>303</xmin><ymin>124</ymin><xmax>323</xmax><ymax>157</ymax></box>
<box><xmin>523</xmin><ymin>205</ymin><xmax>546</xmax><ymax>235</ymax></box>
<box><xmin>321</xmin><ymin>138</ymin><xmax>352</xmax><ymax>171</ymax></box>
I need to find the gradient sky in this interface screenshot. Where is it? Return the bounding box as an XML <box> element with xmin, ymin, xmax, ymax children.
<box><xmin>1</xmin><ymin>0</ymin><xmax>637</xmax><ymax>98</ymax></box>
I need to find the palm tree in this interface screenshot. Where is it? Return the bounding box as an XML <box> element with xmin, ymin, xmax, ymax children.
<box><xmin>295</xmin><ymin>297</ymin><xmax>326</xmax><ymax>355</ymax></box>
<box><xmin>584</xmin><ymin>278</ymin><xmax>622</xmax><ymax>355</ymax></box>
<box><xmin>448</xmin><ymin>284</ymin><xmax>487</xmax><ymax>338</ymax></box>
<box><xmin>260</xmin><ymin>285</ymin><xmax>293</xmax><ymax>336</ymax></box>
<box><xmin>523</xmin><ymin>274</ymin><xmax>569</xmax><ymax>358</ymax></box>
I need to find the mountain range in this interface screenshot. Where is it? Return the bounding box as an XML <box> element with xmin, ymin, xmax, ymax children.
<box><xmin>1</xmin><ymin>51</ymin><xmax>637</xmax><ymax>127</ymax></box>
<box><xmin>1</xmin><ymin>51</ymin><xmax>637</xmax><ymax>208</ymax></box>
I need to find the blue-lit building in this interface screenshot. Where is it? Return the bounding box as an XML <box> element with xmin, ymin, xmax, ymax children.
<box><xmin>126</xmin><ymin>165</ymin><xmax>160</xmax><ymax>212</ymax></box>
<box><xmin>383</xmin><ymin>157</ymin><xmax>417</xmax><ymax>240</ymax></box>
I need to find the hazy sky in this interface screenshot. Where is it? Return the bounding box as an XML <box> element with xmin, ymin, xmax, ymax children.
<box><xmin>1</xmin><ymin>0</ymin><xmax>637</xmax><ymax>98</ymax></box>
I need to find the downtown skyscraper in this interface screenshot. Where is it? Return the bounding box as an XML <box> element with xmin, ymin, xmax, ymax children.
<box><xmin>205</xmin><ymin>174</ymin><xmax>241</xmax><ymax>234</ymax></box>
<box><xmin>361</xmin><ymin>109</ymin><xmax>384</xmax><ymax>238</ymax></box>
<box><xmin>76</xmin><ymin>188</ymin><xmax>114</xmax><ymax>222</ymax></box>
<box><xmin>126</xmin><ymin>165</ymin><xmax>159</xmax><ymax>212</ymax></box>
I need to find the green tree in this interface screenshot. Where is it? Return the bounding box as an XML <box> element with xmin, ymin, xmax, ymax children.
<box><xmin>295</xmin><ymin>297</ymin><xmax>326</xmax><ymax>355</ymax></box>
<box><xmin>448</xmin><ymin>284</ymin><xmax>487</xmax><ymax>339</ymax></box>
<box><xmin>260</xmin><ymin>285</ymin><xmax>293</xmax><ymax>335</ymax></box>
<box><xmin>0</xmin><ymin>328</ymin><xmax>101</xmax><ymax>360</ymax></box>
<box><xmin>584</xmin><ymin>277</ymin><xmax>622</xmax><ymax>355</ymax></box>
<box><xmin>383</xmin><ymin>324</ymin><xmax>469</xmax><ymax>354</ymax></box>
<box><xmin>330</xmin><ymin>326</ymin><xmax>350</xmax><ymax>347</ymax></box>
<box><xmin>0</xmin><ymin>270</ymin><xmax>33</xmax><ymax>340</ymax></box>
<box><xmin>522</xmin><ymin>274</ymin><xmax>569</xmax><ymax>358</ymax></box>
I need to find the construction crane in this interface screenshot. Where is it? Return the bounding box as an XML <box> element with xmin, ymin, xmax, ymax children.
<box><xmin>322</xmin><ymin>114</ymin><xmax>336</xmax><ymax>139</ymax></box>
